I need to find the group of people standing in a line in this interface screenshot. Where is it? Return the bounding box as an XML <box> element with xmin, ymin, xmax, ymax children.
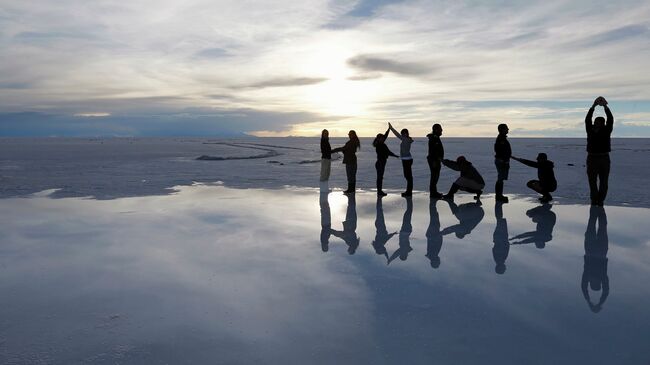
<box><xmin>320</xmin><ymin>97</ymin><xmax>614</xmax><ymax>206</ymax></box>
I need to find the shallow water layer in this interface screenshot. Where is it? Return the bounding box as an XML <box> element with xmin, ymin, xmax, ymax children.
<box><xmin>1</xmin><ymin>185</ymin><xmax>649</xmax><ymax>364</ymax></box>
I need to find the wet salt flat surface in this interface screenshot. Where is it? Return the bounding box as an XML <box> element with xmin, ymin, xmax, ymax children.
<box><xmin>1</xmin><ymin>185</ymin><xmax>649</xmax><ymax>364</ymax></box>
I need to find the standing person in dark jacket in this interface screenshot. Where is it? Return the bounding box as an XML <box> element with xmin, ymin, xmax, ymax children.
<box><xmin>373</xmin><ymin>128</ymin><xmax>399</xmax><ymax>196</ymax></box>
<box><xmin>585</xmin><ymin>96</ymin><xmax>614</xmax><ymax>206</ymax></box>
<box><xmin>388</xmin><ymin>122</ymin><xmax>414</xmax><ymax>197</ymax></box>
<box><xmin>494</xmin><ymin>123</ymin><xmax>512</xmax><ymax>203</ymax></box>
<box><xmin>512</xmin><ymin>153</ymin><xmax>557</xmax><ymax>203</ymax></box>
<box><xmin>441</xmin><ymin>156</ymin><xmax>485</xmax><ymax>200</ymax></box>
<box><xmin>320</xmin><ymin>129</ymin><xmax>332</xmax><ymax>183</ymax></box>
<box><xmin>331</xmin><ymin>130</ymin><xmax>361</xmax><ymax>195</ymax></box>
<box><xmin>427</xmin><ymin>123</ymin><xmax>444</xmax><ymax>199</ymax></box>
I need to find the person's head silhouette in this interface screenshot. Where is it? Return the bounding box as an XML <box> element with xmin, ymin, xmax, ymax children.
<box><xmin>495</xmin><ymin>263</ymin><xmax>506</xmax><ymax>274</ymax></box>
<box><xmin>498</xmin><ymin>123</ymin><xmax>509</xmax><ymax>135</ymax></box>
<box><xmin>430</xmin><ymin>256</ymin><xmax>441</xmax><ymax>269</ymax></box>
<box><xmin>432</xmin><ymin>124</ymin><xmax>443</xmax><ymax>136</ymax></box>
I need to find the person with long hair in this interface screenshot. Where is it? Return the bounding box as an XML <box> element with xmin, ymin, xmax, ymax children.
<box><xmin>331</xmin><ymin>130</ymin><xmax>361</xmax><ymax>194</ymax></box>
<box><xmin>388</xmin><ymin>122</ymin><xmax>414</xmax><ymax>197</ymax></box>
<box><xmin>320</xmin><ymin>129</ymin><xmax>332</xmax><ymax>185</ymax></box>
<box><xmin>372</xmin><ymin>127</ymin><xmax>399</xmax><ymax>196</ymax></box>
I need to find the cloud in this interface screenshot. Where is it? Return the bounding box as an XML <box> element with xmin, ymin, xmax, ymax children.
<box><xmin>235</xmin><ymin>77</ymin><xmax>328</xmax><ymax>89</ymax></box>
<box><xmin>575</xmin><ymin>24</ymin><xmax>649</xmax><ymax>48</ymax></box>
<box><xmin>74</xmin><ymin>112</ymin><xmax>111</xmax><ymax>117</ymax></box>
<box><xmin>194</xmin><ymin>48</ymin><xmax>231</xmax><ymax>58</ymax></box>
<box><xmin>347</xmin><ymin>55</ymin><xmax>432</xmax><ymax>76</ymax></box>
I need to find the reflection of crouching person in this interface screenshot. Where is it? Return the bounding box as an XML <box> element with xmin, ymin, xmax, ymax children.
<box><xmin>442</xmin><ymin>156</ymin><xmax>485</xmax><ymax>200</ymax></box>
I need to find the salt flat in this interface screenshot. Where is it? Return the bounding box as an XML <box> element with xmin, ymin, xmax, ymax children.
<box><xmin>1</xmin><ymin>185</ymin><xmax>649</xmax><ymax>364</ymax></box>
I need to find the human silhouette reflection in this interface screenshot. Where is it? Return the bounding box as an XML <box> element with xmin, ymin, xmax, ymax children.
<box><xmin>582</xmin><ymin>206</ymin><xmax>609</xmax><ymax>313</ymax></box>
<box><xmin>373</xmin><ymin>197</ymin><xmax>397</xmax><ymax>263</ymax></box>
<box><xmin>441</xmin><ymin>199</ymin><xmax>484</xmax><ymax>239</ymax></box>
<box><xmin>388</xmin><ymin>197</ymin><xmax>413</xmax><ymax>264</ymax></box>
<box><xmin>493</xmin><ymin>201</ymin><xmax>510</xmax><ymax>274</ymax></box>
<box><xmin>331</xmin><ymin>194</ymin><xmax>359</xmax><ymax>254</ymax></box>
<box><xmin>425</xmin><ymin>199</ymin><xmax>443</xmax><ymax>268</ymax></box>
<box><xmin>319</xmin><ymin>192</ymin><xmax>332</xmax><ymax>252</ymax></box>
<box><xmin>510</xmin><ymin>204</ymin><xmax>556</xmax><ymax>249</ymax></box>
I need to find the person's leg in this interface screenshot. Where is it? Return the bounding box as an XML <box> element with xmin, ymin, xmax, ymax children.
<box><xmin>344</xmin><ymin>163</ymin><xmax>353</xmax><ymax>193</ymax></box>
<box><xmin>527</xmin><ymin>180</ymin><xmax>543</xmax><ymax>194</ymax></box>
<box><xmin>320</xmin><ymin>158</ymin><xmax>331</xmax><ymax>181</ymax></box>
<box><xmin>376</xmin><ymin>160</ymin><xmax>386</xmax><ymax>194</ymax></box>
<box><xmin>350</xmin><ymin>163</ymin><xmax>357</xmax><ymax>191</ymax></box>
<box><xmin>402</xmin><ymin>159</ymin><xmax>413</xmax><ymax>195</ymax></box>
<box><xmin>428</xmin><ymin>158</ymin><xmax>442</xmax><ymax>196</ymax></box>
<box><xmin>587</xmin><ymin>155</ymin><xmax>599</xmax><ymax>204</ymax></box>
<box><xmin>495</xmin><ymin>160</ymin><xmax>509</xmax><ymax>201</ymax></box>
<box><xmin>443</xmin><ymin>183</ymin><xmax>460</xmax><ymax>199</ymax></box>
<box><xmin>598</xmin><ymin>155</ymin><xmax>610</xmax><ymax>204</ymax></box>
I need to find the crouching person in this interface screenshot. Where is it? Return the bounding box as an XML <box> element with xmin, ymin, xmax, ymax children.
<box><xmin>512</xmin><ymin>153</ymin><xmax>557</xmax><ymax>203</ymax></box>
<box><xmin>442</xmin><ymin>156</ymin><xmax>485</xmax><ymax>200</ymax></box>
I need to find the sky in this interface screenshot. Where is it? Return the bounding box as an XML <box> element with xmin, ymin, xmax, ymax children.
<box><xmin>1</xmin><ymin>0</ymin><xmax>650</xmax><ymax>137</ymax></box>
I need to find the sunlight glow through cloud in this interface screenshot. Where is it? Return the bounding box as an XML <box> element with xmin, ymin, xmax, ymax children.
<box><xmin>1</xmin><ymin>0</ymin><xmax>649</xmax><ymax>136</ymax></box>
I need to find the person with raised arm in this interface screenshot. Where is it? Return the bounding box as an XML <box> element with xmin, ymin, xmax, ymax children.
<box><xmin>427</xmin><ymin>123</ymin><xmax>444</xmax><ymax>199</ymax></box>
<box><xmin>441</xmin><ymin>156</ymin><xmax>485</xmax><ymax>200</ymax></box>
<box><xmin>494</xmin><ymin>123</ymin><xmax>511</xmax><ymax>203</ymax></box>
<box><xmin>511</xmin><ymin>153</ymin><xmax>557</xmax><ymax>203</ymax></box>
<box><xmin>388</xmin><ymin>122</ymin><xmax>414</xmax><ymax>197</ymax></box>
<box><xmin>585</xmin><ymin>96</ymin><xmax>614</xmax><ymax>206</ymax></box>
<box><xmin>331</xmin><ymin>130</ymin><xmax>361</xmax><ymax>195</ymax></box>
<box><xmin>373</xmin><ymin>127</ymin><xmax>399</xmax><ymax>197</ymax></box>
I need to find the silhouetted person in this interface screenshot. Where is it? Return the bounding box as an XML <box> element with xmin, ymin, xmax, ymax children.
<box><xmin>388</xmin><ymin>197</ymin><xmax>413</xmax><ymax>264</ymax></box>
<box><xmin>442</xmin><ymin>156</ymin><xmax>485</xmax><ymax>200</ymax></box>
<box><xmin>373</xmin><ymin>197</ymin><xmax>397</xmax><ymax>263</ymax></box>
<box><xmin>493</xmin><ymin>201</ymin><xmax>510</xmax><ymax>274</ymax></box>
<box><xmin>494</xmin><ymin>123</ymin><xmax>511</xmax><ymax>202</ymax></box>
<box><xmin>320</xmin><ymin>129</ymin><xmax>332</xmax><ymax>187</ymax></box>
<box><xmin>441</xmin><ymin>199</ymin><xmax>484</xmax><ymax>239</ymax></box>
<box><xmin>585</xmin><ymin>96</ymin><xmax>614</xmax><ymax>206</ymax></box>
<box><xmin>427</xmin><ymin>123</ymin><xmax>444</xmax><ymax>199</ymax></box>
<box><xmin>320</xmin><ymin>192</ymin><xmax>332</xmax><ymax>252</ymax></box>
<box><xmin>510</xmin><ymin>204</ymin><xmax>556</xmax><ymax>249</ymax></box>
<box><xmin>512</xmin><ymin>153</ymin><xmax>557</xmax><ymax>203</ymax></box>
<box><xmin>373</xmin><ymin>128</ymin><xmax>399</xmax><ymax>197</ymax></box>
<box><xmin>331</xmin><ymin>130</ymin><xmax>361</xmax><ymax>195</ymax></box>
<box><xmin>388</xmin><ymin>122</ymin><xmax>414</xmax><ymax>197</ymax></box>
<box><xmin>426</xmin><ymin>199</ymin><xmax>443</xmax><ymax>268</ymax></box>
<box><xmin>331</xmin><ymin>194</ymin><xmax>359</xmax><ymax>254</ymax></box>
<box><xmin>582</xmin><ymin>206</ymin><xmax>609</xmax><ymax>313</ymax></box>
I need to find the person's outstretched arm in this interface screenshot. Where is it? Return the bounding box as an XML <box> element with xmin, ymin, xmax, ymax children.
<box><xmin>387</xmin><ymin>146</ymin><xmax>399</xmax><ymax>158</ymax></box>
<box><xmin>512</xmin><ymin>156</ymin><xmax>538</xmax><ymax>168</ymax></box>
<box><xmin>442</xmin><ymin>159</ymin><xmax>460</xmax><ymax>171</ymax></box>
<box><xmin>383</xmin><ymin>127</ymin><xmax>391</xmax><ymax>140</ymax></box>
<box><xmin>604</xmin><ymin>105</ymin><xmax>614</xmax><ymax>131</ymax></box>
<box><xmin>389</xmin><ymin>123</ymin><xmax>403</xmax><ymax>140</ymax></box>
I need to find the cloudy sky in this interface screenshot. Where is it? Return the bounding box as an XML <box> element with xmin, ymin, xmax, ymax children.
<box><xmin>1</xmin><ymin>0</ymin><xmax>649</xmax><ymax>137</ymax></box>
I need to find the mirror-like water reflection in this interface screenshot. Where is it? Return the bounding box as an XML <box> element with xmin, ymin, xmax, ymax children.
<box><xmin>1</xmin><ymin>185</ymin><xmax>649</xmax><ymax>364</ymax></box>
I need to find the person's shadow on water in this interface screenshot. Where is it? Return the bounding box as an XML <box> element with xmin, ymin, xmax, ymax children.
<box><xmin>388</xmin><ymin>197</ymin><xmax>413</xmax><ymax>264</ymax></box>
<box><xmin>426</xmin><ymin>199</ymin><xmax>443</xmax><ymax>269</ymax></box>
<box><xmin>582</xmin><ymin>206</ymin><xmax>609</xmax><ymax>313</ymax></box>
<box><xmin>373</xmin><ymin>197</ymin><xmax>397</xmax><ymax>263</ymax></box>
<box><xmin>331</xmin><ymin>194</ymin><xmax>359</xmax><ymax>255</ymax></box>
<box><xmin>510</xmin><ymin>204</ymin><xmax>556</xmax><ymax>249</ymax></box>
<box><xmin>441</xmin><ymin>199</ymin><xmax>484</xmax><ymax>239</ymax></box>
<box><xmin>492</xmin><ymin>201</ymin><xmax>510</xmax><ymax>275</ymax></box>
<box><xmin>320</xmin><ymin>192</ymin><xmax>332</xmax><ymax>252</ymax></box>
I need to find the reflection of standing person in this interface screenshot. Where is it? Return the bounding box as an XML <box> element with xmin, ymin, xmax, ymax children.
<box><xmin>331</xmin><ymin>130</ymin><xmax>361</xmax><ymax>195</ymax></box>
<box><xmin>388</xmin><ymin>122</ymin><xmax>414</xmax><ymax>197</ymax></box>
<box><xmin>492</xmin><ymin>201</ymin><xmax>509</xmax><ymax>274</ymax></box>
<box><xmin>582</xmin><ymin>206</ymin><xmax>609</xmax><ymax>313</ymax></box>
<box><xmin>388</xmin><ymin>197</ymin><xmax>413</xmax><ymax>263</ymax></box>
<box><xmin>426</xmin><ymin>199</ymin><xmax>443</xmax><ymax>268</ymax></box>
<box><xmin>319</xmin><ymin>192</ymin><xmax>332</xmax><ymax>252</ymax></box>
<box><xmin>511</xmin><ymin>153</ymin><xmax>557</xmax><ymax>203</ymax></box>
<box><xmin>510</xmin><ymin>204</ymin><xmax>556</xmax><ymax>249</ymax></box>
<box><xmin>427</xmin><ymin>124</ymin><xmax>444</xmax><ymax>199</ymax></box>
<box><xmin>585</xmin><ymin>96</ymin><xmax>614</xmax><ymax>206</ymax></box>
<box><xmin>331</xmin><ymin>194</ymin><xmax>359</xmax><ymax>254</ymax></box>
<box><xmin>442</xmin><ymin>156</ymin><xmax>485</xmax><ymax>200</ymax></box>
<box><xmin>320</xmin><ymin>129</ymin><xmax>331</xmax><ymax>183</ymax></box>
<box><xmin>373</xmin><ymin>128</ymin><xmax>399</xmax><ymax>197</ymax></box>
<box><xmin>494</xmin><ymin>123</ymin><xmax>511</xmax><ymax>203</ymax></box>
<box><xmin>372</xmin><ymin>197</ymin><xmax>397</xmax><ymax>262</ymax></box>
